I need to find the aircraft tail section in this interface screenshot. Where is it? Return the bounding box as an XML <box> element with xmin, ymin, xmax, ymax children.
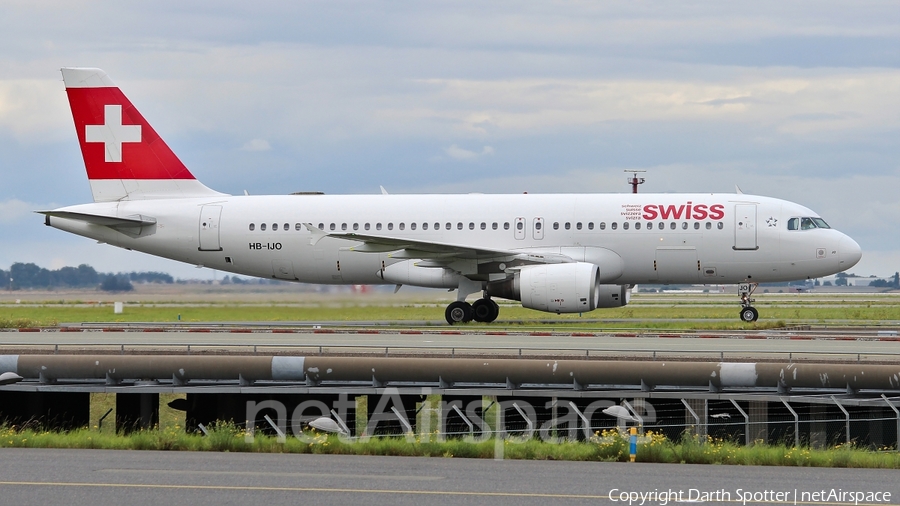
<box><xmin>61</xmin><ymin>67</ymin><xmax>225</xmax><ymax>202</ymax></box>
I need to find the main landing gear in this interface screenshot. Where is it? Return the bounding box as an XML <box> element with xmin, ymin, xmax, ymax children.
<box><xmin>738</xmin><ymin>282</ymin><xmax>759</xmax><ymax>322</ymax></box>
<box><xmin>445</xmin><ymin>297</ymin><xmax>499</xmax><ymax>325</ymax></box>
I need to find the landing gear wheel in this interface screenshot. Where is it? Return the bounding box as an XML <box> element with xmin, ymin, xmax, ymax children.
<box><xmin>472</xmin><ymin>298</ymin><xmax>500</xmax><ymax>323</ymax></box>
<box><xmin>740</xmin><ymin>306</ymin><xmax>759</xmax><ymax>323</ymax></box>
<box><xmin>737</xmin><ymin>282</ymin><xmax>759</xmax><ymax>323</ymax></box>
<box><xmin>445</xmin><ymin>301</ymin><xmax>474</xmax><ymax>325</ymax></box>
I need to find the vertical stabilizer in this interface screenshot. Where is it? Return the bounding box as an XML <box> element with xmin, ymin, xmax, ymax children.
<box><xmin>61</xmin><ymin>67</ymin><xmax>225</xmax><ymax>202</ymax></box>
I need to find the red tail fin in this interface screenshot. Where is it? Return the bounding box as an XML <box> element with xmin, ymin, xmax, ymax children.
<box><xmin>61</xmin><ymin>68</ymin><xmax>223</xmax><ymax>202</ymax></box>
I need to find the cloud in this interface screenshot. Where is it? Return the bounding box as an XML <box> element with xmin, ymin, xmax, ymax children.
<box><xmin>0</xmin><ymin>199</ymin><xmax>35</xmax><ymax>224</ymax></box>
<box><xmin>240</xmin><ymin>139</ymin><xmax>271</xmax><ymax>151</ymax></box>
<box><xmin>444</xmin><ymin>144</ymin><xmax>494</xmax><ymax>160</ymax></box>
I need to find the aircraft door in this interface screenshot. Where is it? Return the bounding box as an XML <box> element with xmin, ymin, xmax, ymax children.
<box><xmin>533</xmin><ymin>217</ymin><xmax>544</xmax><ymax>240</ymax></box>
<box><xmin>733</xmin><ymin>204</ymin><xmax>758</xmax><ymax>250</ymax></box>
<box><xmin>514</xmin><ymin>217</ymin><xmax>526</xmax><ymax>240</ymax></box>
<box><xmin>198</xmin><ymin>205</ymin><xmax>223</xmax><ymax>251</ymax></box>
<box><xmin>655</xmin><ymin>247</ymin><xmax>699</xmax><ymax>283</ymax></box>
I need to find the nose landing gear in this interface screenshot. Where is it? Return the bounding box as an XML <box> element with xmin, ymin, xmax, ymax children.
<box><xmin>738</xmin><ymin>282</ymin><xmax>759</xmax><ymax>322</ymax></box>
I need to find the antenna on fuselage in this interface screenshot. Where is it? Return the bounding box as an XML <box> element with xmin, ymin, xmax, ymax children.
<box><xmin>625</xmin><ymin>170</ymin><xmax>646</xmax><ymax>193</ymax></box>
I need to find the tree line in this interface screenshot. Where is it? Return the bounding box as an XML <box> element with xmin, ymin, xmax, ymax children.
<box><xmin>0</xmin><ymin>263</ymin><xmax>174</xmax><ymax>292</ymax></box>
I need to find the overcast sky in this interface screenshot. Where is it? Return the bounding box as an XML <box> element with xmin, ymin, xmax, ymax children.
<box><xmin>1</xmin><ymin>1</ymin><xmax>898</xmax><ymax>279</ymax></box>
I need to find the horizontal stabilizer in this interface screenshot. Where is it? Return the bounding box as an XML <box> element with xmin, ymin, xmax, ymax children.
<box><xmin>37</xmin><ymin>210</ymin><xmax>157</xmax><ymax>228</ymax></box>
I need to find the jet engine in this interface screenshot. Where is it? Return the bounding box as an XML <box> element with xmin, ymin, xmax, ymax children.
<box><xmin>485</xmin><ymin>262</ymin><xmax>629</xmax><ymax>313</ymax></box>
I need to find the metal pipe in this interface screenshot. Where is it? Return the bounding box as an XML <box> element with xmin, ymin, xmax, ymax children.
<box><xmin>3</xmin><ymin>355</ymin><xmax>900</xmax><ymax>392</ymax></box>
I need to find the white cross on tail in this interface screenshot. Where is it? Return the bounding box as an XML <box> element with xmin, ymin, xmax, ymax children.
<box><xmin>85</xmin><ymin>104</ymin><xmax>141</xmax><ymax>162</ymax></box>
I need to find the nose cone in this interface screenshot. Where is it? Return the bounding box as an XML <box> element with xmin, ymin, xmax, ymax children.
<box><xmin>839</xmin><ymin>235</ymin><xmax>862</xmax><ymax>269</ymax></box>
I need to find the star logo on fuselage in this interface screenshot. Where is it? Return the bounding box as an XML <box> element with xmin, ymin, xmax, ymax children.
<box><xmin>766</xmin><ymin>217</ymin><xmax>778</xmax><ymax>227</ymax></box>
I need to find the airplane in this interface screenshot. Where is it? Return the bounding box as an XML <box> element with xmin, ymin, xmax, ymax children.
<box><xmin>40</xmin><ymin>68</ymin><xmax>862</xmax><ymax>324</ymax></box>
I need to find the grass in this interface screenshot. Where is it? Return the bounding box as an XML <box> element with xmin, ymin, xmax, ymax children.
<box><xmin>1</xmin><ymin>295</ymin><xmax>898</xmax><ymax>330</ymax></box>
<box><xmin>2</xmin><ymin>423</ymin><xmax>899</xmax><ymax>468</ymax></box>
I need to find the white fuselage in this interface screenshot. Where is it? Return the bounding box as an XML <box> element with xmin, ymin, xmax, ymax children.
<box><xmin>47</xmin><ymin>192</ymin><xmax>860</xmax><ymax>287</ymax></box>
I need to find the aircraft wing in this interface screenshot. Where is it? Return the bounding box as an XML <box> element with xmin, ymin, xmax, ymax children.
<box><xmin>303</xmin><ymin>224</ymin><xmax>574</xmax><ymax>266</ymax></box>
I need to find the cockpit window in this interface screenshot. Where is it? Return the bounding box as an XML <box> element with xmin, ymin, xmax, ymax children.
<box><xmin>812</xmin><ymin>218</ymin><xmax>831</xmax><ymax>229</ymax></box>
<box><xmin>790</xmin><ymin>217</ymin><xmax>832</xmax><ymax>231</ymax></box>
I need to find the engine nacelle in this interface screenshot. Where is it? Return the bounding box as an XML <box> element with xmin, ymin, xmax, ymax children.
<box><xmin>595</xmin><ymin>283</ymin><xmax>631</xmax><ymax>308</ymax></box>
<box><xmin>377</xmin><ymin>260</ymin><xmax>461</xmax><ymax>288</ymax></box>
<box><xmin>486</xmin><ymin>262</ymin><xmax>606</xmax><ymax>313</ymax></box>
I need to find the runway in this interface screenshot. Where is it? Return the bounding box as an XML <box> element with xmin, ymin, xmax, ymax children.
<box><xmin>1</xmin><ymin>328</ymin><xmax>899</xmax><ymax>362</ymax></box>
<box><xmin>0</xmin><ymin>448</ymin><xmax>897</xmax><ymax>506</ymax></box>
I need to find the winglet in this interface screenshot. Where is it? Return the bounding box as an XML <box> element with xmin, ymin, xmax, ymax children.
<box><xmin>380</xmin><ymin>185</ymin><xmax>389</xmax><ymax>195</ymax></box>
<box><xmin>735</xmin><ymin>185</ymin><xmax>744</xmax><ymax>194</ymax></box>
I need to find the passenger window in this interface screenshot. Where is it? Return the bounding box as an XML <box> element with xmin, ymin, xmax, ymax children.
<box><xmin>329</xmin><ymin>223</ymin><xmax>335</xmax><ymax>231</ymax></box>
<box><xmin>669</xmin><ymin>222</ymin><xmax>676</xmax><ymax>230</ymax></box>
<box><xmin>411</xmin><ymin>223</ymin><xmax>417</xmax><ymax>230</ymax></box>
<box><xmin>446</xmin><ymin>223</ymin><xmax>452</xmax><ymax>230</ymax></box>
<box><xmin>353</xmin><ymin>223</ymin><xmax>359</xmax><ymax>231</ymax></box>
<box><xmin>295</xmin><ymin>223</ymin><xmax>302</xmax><ymax>231</ymax></box>
<box><xmin>435</xmin><ymin>223</ymin><xmax>441</xmax><ymax>230</ymax></box>
<box><xmin>469</xmin><ymin>222</ymin><xmax>475</xmax><ymax>230</ymax></box>
<box><xmin>635</xmin><ymin>222</ymin><xmax>641</xmax><ymax>230</ymax></box>
<box><xmin>576</xmin><ymin>222</ymin><xmax>582</xmax><ymax>230</ymax></box>
<box><xmin>717</xmin><ymin>222</ymin><xmax>724</xmax><ymax>230</ymax></box>
<box><xmin>693</xmin><ymin>222</ymin><xmax>700</xmax><ymax>230</ymax></box>
<box><xmin>376</xmin><ymin>223</ymin><xmax>382</xmax><ymax>231</ymax></box>
<box><xmin>553</xmin><ymin>222</ymin><xmax>559</xmax><ymax>230</ymax></box>
<box><xmin>622</xmin><ymin>222</ymin><xmax>629</xmax><ymax>230</ymax></box>
<box><xmin>422</xmin><ymin>223</ymin><xmax>427</xmax><ymax>230</ymax></box>
<box><xmin>399</xmin><ymin>223</ymin><xmax>405</xmax><ymax>230</ymax></box>
<box><xmin>504</xmin><ymin>222</ymin><xmax>510</xmax><ymax>230</ymax></box>
<box><xmin>705</xmin><ymin>222</ymin><xmax>712</xmax><ymax>230</ymax></box>
<box><xmin>535</xmin><ymin>221</ymin><xmax>542</xmax><ymax>230</ymax></box>
<box><xmin>588</xmin><ymin>222</ymin><xmax>594</xmax><ymax>230</ymax></box>
<box><xmin>284</xmin><ymin>223</ymin><xmax>289</xmax><ymax>231</ymax></box>
<box><xmin>611</xmin><ymin>222</ymin><xmax>618</xmax><ymax>230</ymax></box>
<box><xmin>599</xmin><ymin>222</ymin><xmax>606</xmax><ymax>230</ymax></box>
<box><xmin>249</xmin><ymin>223</ymin><xmax>255</xmax><ymax>231</ymax></box>
<box><xmin>365</xmin><ymin>223</ymin><xmax>370</xmax><ymax>231</ymax></box>
<box><xmin>565</xmin><ymin>222</ymin><xmax>571</xmax><ymax>230</ymax></box>
<box><xmin>388</xmin><ymin>223</ymin><xmax>394</xmax><ymax>230</ymax></box>
<box><xmin>492</xmin><ymin>222</ymin><xmax>498</xmax><ymax>230</ymax></box>
<box><xmin>516</xmin><ymin>221</ymin><xmax>523</xmax><ymax>230</ymax></box>
<box><xmin>272</xmin><ymin>223</ymin><xmax>278</xmax><ymax>231</ymax></box>
<box><xmin>341</xmin><ymin>223</ymin><xmax>347</xmax><ymax>231</ymax></box>
<box><xmin>261</xmin><ymin>223</ymin><xmax>267</xmax><ymax>231</ymax></box>
<box><xmin>480</xmin><ymin>222</ymin><xmax>486</xmax><ymax>230</ymax></box>
<box><xmin>682</xmin><ymin>222</ymin><xmax>688</xmax><ymax>230</ymax></box>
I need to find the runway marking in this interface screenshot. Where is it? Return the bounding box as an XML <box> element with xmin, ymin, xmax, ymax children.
<box><xmin>0</xmin><ymin>481</ymin><xmax>893</xmax><ymax>505</ymax></box>
<box><xmin>99</xmin><ymin>468</ymin><xmax>445</xmax><ymax>481</ymax></box>
<box><xmin>0</xmin><ymin>481</ymin><xmax>606</xmax><ymax>499</ymax></box>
